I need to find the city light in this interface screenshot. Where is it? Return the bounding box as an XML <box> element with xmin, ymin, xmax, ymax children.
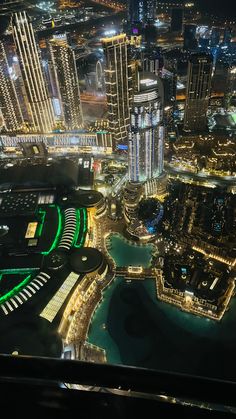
<box><xmin>0</xmin><ymin>0</ymin><xmax>235</xmax><ymax>389</ymax></box>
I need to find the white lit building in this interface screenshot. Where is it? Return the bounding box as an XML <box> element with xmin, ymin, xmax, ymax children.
<box><xmin>49</xmin><ymin>34</ymin><xmax>83</xmax><ymax>130</ymax></box>
<box><xmin>11</xmin><ymin>12</ymin><xmax>55</xmax><ymax>133</ymax></box>
<box><xmin>0</xmin><ymin>41</ymin><xmax>23</xmax><ymax>132</ymax></box>
<box><xmin>102</xmin><ymin>34</ymin><xmax>132</xmax><ymax>148</ymax></box>
<box><xmin>128</xmin><ymin>72</ymin><xmax>164</xmax><ymax>182</ymax></box>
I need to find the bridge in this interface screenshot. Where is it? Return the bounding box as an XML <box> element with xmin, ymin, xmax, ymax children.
<box><xmin>115</xmin><ymin>266</ymin><xmax>156</xmax><ymax>279</ymax></box>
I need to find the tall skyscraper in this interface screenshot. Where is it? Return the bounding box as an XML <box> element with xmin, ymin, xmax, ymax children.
<box><xmin>128</xmin><ymin>0</ymin><xmax>156</xmax><ymax>24</ymax></box>
<box><xmin>146</xmin><ymin>0</ymin><xmax>156</xmax><ymax>21</ymax></box>
<box><xmin>142</xmin><ymin>47</ymin><xmax>163</xmax><ymax>76</ymax></box>
<box><xmin>11</xmin><ymin>12</ymin><xmax>54</xmax><ymax>133</ymax></box>
<box><xmin>183</xmin><ymin>24</ymin><xmax>197</xmax><ymax>51</ymax></box>
<box><xmin>184</xmin><ymin>53</ymin><xmax>212</xmax><ymax>132</ymax></box>
<box><xmin>210</xmin><ymin>27</ymin><xmax>220</xmax><ymax>47</ymax></box>
<box><xmin>49</xmin><ymin>34</ymin><xmax>83</xmax><ymax>130</ymax></box>
<box><xmin>223</xmin><ymin>27</ymin><xmax>232</xmax><ymax>45</ymax></box>
<box><xmin>171</xmin><ymin>8</ymin><xmax>183</xmax><ymax>33</ymax></box>
<box><xmin>128</xmin><ymin>72</ymin><xmax>164</xmax><ymax>182</ymax></box>
<box><xmin>0</xmin><ymin>41</ymin><xmax>23</xmax><ymax>132</ymax></box>
<box><xmin>102</xmin><ymin>34</ymin><xmax>132</xmax><ymax>148</ymax></box>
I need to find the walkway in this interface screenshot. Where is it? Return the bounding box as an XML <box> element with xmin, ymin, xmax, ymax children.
<box><xmin>115</xmin><ymin>267</ymin><xmax>156</xmax><ymax>279</ymax></box>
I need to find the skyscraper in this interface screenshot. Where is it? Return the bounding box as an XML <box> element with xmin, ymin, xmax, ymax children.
<box><xmin>102</xmin><ymin>34</ymin><xmax>132</xmax><ymax>148</ymax></box>
<box><xmin>128</xmin><ymin>0</ymin><xmax>156</xmax><ymax>24</ymax></box>
<box><xmin>128</xmin><ymin>72</ymin><xmax>164</xmax><ymax>182</ymax></box>
<box><xmin>49</xmin><ymin>34</ymin><xmax>83</xmax><ymax>130</ymax></box>
<box><xmin>0</xmin><ymin>41</ymin><xmax>23</xmax><ymax>132</ymax></box>
<box><xmin>183</xmin><ymin>24</ymin><xmax>197</xmax><ymax>51</ymax></box>
<box><xmin>146</xmin><ymin>0</ymin><xmax>156</xmax><ymax>21</ymax></box>
<box><xmin>210</xmin><ymin>27</ymin><xmax>220</xmax><ymax>47</ymax></box>
<box><xmin>223</xmin><ymin>27</ymin><xmax>232</xmax><ymax>45</ymax></box>
<box><xmin>171</xmin><ymin>8</ymin><xmax>183</xmax><ymax>33</ymax></box>
<box><xmin>184</xmin><ymin>53</ymin><xmax>212</xmax><ymax>132</ymax></box>
<box><xmin>142</xmin><ymin>47</ymin><xmax>163</xmax><ymax>76</ymax></box>
<box><xmin>11</xmin><ymin>12</ymin><xmax>54</xmax><ymax>133</ymax></box>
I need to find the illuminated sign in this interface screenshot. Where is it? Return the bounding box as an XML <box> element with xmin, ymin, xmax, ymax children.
<box><xmin>117</xmin><ymin>144</ymin><xmax>128</xmax><ymax>150</ymax></box>
<box><xmin>53</xmin><ymin>34</ymin><xmax>67</xmax><ymax>40</ymax></box>
<box><xmin>104</xmin><ymin>29</ymin><xmax>117</xmax><ymax>36</ymax></box>
<box><xmin>25</xmin><ymin>222</ymin><xmax>38</xmax><ymax>239</ymax></box>
<box><xmin>140</xmin><ymin>79</ymin><xmax>158</xmax><ymax>87</ymax></box>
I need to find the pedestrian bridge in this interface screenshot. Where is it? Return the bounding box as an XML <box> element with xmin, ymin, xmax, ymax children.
<box><xmin>114</xmin><ymin>266</ymin><xmax>156</xmax><ymax>279</ymax></box>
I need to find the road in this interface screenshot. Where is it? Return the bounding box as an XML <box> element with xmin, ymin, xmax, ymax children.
<box><xmin>166</xmin><ymin>165</ymin><xmax>236</xmax><ymax>187</ymax></box>
<box><xmin>89</xmin><ymin>0</ymin><xmax>126</xmax><ymax>11</ymax></box>
<box><xmin>37</xmin><ymin>11</ymin><xmax>125</xmax><ymax>38</ymax></box>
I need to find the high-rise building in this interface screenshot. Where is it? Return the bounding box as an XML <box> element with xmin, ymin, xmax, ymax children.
<box><xmin>142</xmin><ymin>47</ymin><xmax>163</xmax><ymax>76</ymax></box>
<box><xmin>128</xmin><ymin>0</ymin><xmax>156</xmax><ymax>24</ymax></box>
<box><xmin>0</xmin><ymin>41</ymin><xmax>23</xmax><ymax>132</ymax></box>
<box><xmin>49</xmin><ymin>34</ymin><xmax>83</xmax><ymax>130</ymax></box>
<box><xmin>146</xmin><ymin>0</ymin><xmax>156</xmax><ymax>21</ymax></box>
<box><xmin>171</xmin><ymin>8</ymin><xmax>183</xmax><ymax>33</ymax></box>
<box><xmin>210</xmin><ymin>27</ymin><xmax>221</xmax><ymax>47</ymax></box>
<box><xmin>128</xmin><ymin>0</ymin><xmax>144</xmax><ymax>24</ymax></box>
<box><xmin>161</xmin><ymin>69</ymin><xmax>177</xmax><ymax>106</ymax></box>
<box><xmin>223</xmin><ymin>27</ymin><xmax>232</xmax><ymax>45</ymax></box>
<box><xmin>102</xmin><ymin>34</ymin><xmax>132</xmax><ymax>148</ymax></box>
<box><xmin>128</xmin><ymin>72</ymin><xmax>164</xmax><ymax>182</ymax></box>
<box><xmin>184</xmin><ymin>53</ymin><xmax>212</xmax><ymax>132</ymax></box>
<box><xmin>11</xmin><ymin>12</ymin><xmax>55</xmax><ymax>133</ymax></box>
<box><xmin>183</xmin><ymin>24</ymin><xmax>197</xmax><ymax>51</ymax></box>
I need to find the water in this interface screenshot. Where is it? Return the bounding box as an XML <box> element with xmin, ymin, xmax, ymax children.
<box><xmin>88</xmin><ymin>276</ymin><xmax>236</xmax><ymax>380</ymax></box>
<box><xmin>106</xmin><ymin>233</ymin><xmax>155</xmax><ymax>267</ymax></box>
<box><xmin>88</xmin><ymin>233</ymin><xmax>236</xmax><ymax>380</ymax></box>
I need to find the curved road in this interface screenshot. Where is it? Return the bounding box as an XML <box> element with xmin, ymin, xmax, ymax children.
<box><xmin>166</xmin><ymin>165</ymin><xmax>236</xmax><ymax>187</ymax></box>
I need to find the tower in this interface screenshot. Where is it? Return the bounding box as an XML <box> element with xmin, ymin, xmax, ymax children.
<box><xmin>183</xmin><ymin>24</ymin><xmax>197</xmax><ymax>51</ymax></box>
<box><xmin>128</xmin><ymin>72</ymin><xmax>164</xmax><ymax>182</ymax></box>
<box><xmin>184</xmin><ymin>53</ymin><xmax>212</xmax><ymax>132</ymax></box>
<box><xmin>142</xmin><ymin>47</ymin><xmax>163</xmax><ymax>76</ymax></box>
<box><xmin>171</xmin><ymin>8</ymin><xmax>183</xmax><ymax>33</ymax></box>
<box><xmin>128</xmin><ymin>0</ymin><xmax>156</xmax><ymax>24</ymax></box>
<box><xmin>49</xmin><ymin>34</ymin><xmax>83</xmax><ymax>130</ymax></box>
<box><xmin>0</xmin><ymin>41</ymin><xmax>23</xmax><ymax>132</ymax></box>
<box><xmin>11</xmin><ymin>12</ymin><xmax>54</xmax><ymax>133</ymax></box>
<box><xmin>102</xmin><ymin>34</ymin><xmax>132</xmax><ymax>148</ymax></box>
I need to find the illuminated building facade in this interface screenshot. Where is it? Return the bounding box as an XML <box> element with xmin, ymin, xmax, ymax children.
<box><xmin>49</xmin><ymin>34</ymin><xmax>83</xmax><ymax>130</ymax></box>
<box><xmin>142</xmin><ymin>47</ymin><xmax>163</xmax><ymax>76</ymax></box>
<box><xmin>128</xmin><ymin>72</ymin><xmax>164</xmax><ymax>182</ymax></box>
<box><xmin>146</xmin><ymin>0</ymin><xmax>156</xmax><ymax>21</ymax></box>
<box><xmin>11</xmin><ymin>12</ymin><xmax>55</xmax><ymax>133</ymax></box>
<box><xmin>184</xmin><ymin>53</ymin><xmax>212</xmax><ymax>132</ymax></box>
<box><xmin>0</xmin><ymin>41</ymin><xmax>23</xmax><ymax>132</ymax></box>
<box><xmin>128</xmin><ymin>0</ymin><xmax>156</xmax><ymax>24</ymax></box>
<box><xmin>102</xmin><ymin>34</ymin><xmax>132</xmax><ymax>148</ymax></box>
